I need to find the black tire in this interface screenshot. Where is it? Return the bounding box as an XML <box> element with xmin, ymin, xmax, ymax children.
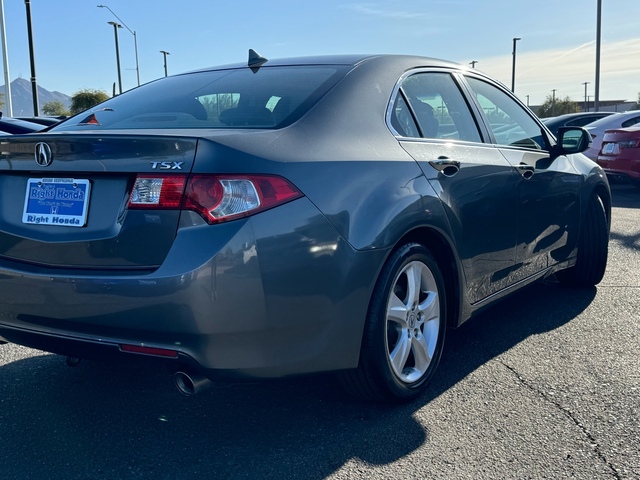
<box><xmin>557</xmin><ymin>194</ymin><xmax>609</xmax><ymax>287</ymax></box>
<box><xmin>339</xmin><ymin>243</ymin><xmax>446</xmax><ymax>403</ymax></box>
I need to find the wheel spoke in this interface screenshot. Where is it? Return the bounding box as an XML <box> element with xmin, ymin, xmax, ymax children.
<box><xmin>387</xmin><ymin>291</ymin><xmax>409</xmax><ymax>326</ymax></box>
<box><xmin>389</xmin><ymin>332</ymin><xmax>412</xmax><ymax>377</ymax></box>
<box><xmin>404</xmin><ymin>263</ymin><xmax>422</xmax><ymax>307</ymax></box>
<box><xmin>411</xmin><ymin>333</ymin><xmax>432</xmax><ymax>373</ymax></box>
<box><xmin>418</xmin><ymin>291</ymin><xmax>438</xmax><ymax>322</ymax></box>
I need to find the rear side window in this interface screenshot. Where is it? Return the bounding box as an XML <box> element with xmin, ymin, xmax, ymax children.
<box><xmin>622</xmin><ymin>116</ymin><xmax>640</xmax><ymax>128</ymax></box>
<box><xmin>390</xmin><ymin>72</ymin><xmax>481</xmax><ymax>143</ymax></box>
<box><xmin>52</xmin><ymin>66</ymin><xmax>348</xmax><ymax>131</ymax></box>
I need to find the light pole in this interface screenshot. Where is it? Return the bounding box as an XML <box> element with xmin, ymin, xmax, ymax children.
<box><xmin>97</xmin><ymin>5</ymin><xmax>140</xmax><ymax>86</ymax></box>
<box><xmin>469</xmin><ymin>60</ymin><xmax>478</xmax><ymax>69</ymax></box>
<box><xmin>24</xmin><ymin>0</ymin><xmax>39</xmax><ymax>115</ymax></box>
<box><xmin>160</xmin><ymin>50</ymin><xmax>170</xmax><ymax>77</ymax></box>
<box><xmin>0</xmin><ymin>0</ymin><xmax>12</xmax><ymax>116</ymax></box>
<box><xmin>108</xmin><ymin>21</ymin><xmax>123</xmax><ymax>94</ymax></box>
<box><xmin>582</xmin><ymin>82</ymin><xmax>590</xmax><ymax>112</ymax></box>
<box><xmin>594</xmin><ymin>0</ymin><xmax>602</xmax><ymax>112</ymax></box>
<box><xmin>551</xmin><ymin>89</ymin><xmax>557</xmax><ymax>116</ymax></box>
<box><xmin>511</xmin><ymin>37</ymin><xmax>521</xmax><ymax>93</ymax></box>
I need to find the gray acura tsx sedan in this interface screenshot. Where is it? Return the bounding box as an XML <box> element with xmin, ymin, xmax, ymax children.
<box><xmin>0</xmin><ymin>52</ymin><xmax>610</xmax><ymax>403</ymax></box>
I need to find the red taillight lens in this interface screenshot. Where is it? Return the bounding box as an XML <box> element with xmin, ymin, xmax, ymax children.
<box><xmin>129</xmin><ymin>175</ymin><xmax>187</xmax><ymax>208</ymax></box>
<box><xmin>184</xmin><ymin>174</ymin><xmax>302</xmax><ymax>224</ymax></box>
<box><xmin>128</xmin><ymin>173</ymin><xmax>302</xmax><ymax>223</ymax></box>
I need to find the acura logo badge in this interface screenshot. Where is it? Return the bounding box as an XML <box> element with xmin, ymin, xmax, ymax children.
<box><xmin>35</xmin><ymin>142</ymin><xmax>53</xmax><ymax>167</ymax></box>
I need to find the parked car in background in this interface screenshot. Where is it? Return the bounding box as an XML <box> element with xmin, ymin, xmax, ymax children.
<box><xmin>597</xmin><ymin>127</ymin><xmax>640</xmax><ymax>188</ymax></box>
<box><xmin>16</xmin><ymin>116</ymin><xmax>67</xmax><ymax>127</ymax></box>
<box><xmin>583</xmin><ymin>110</ymin><xmax>640</xmax><ymax>160</ymax></box>
<box><xmin>542</xmin><ymin>112</ymin><xmax>613</xmax><ymax>137</ymax></box>
<box><xmin>0</xmin><ymin>53</ymin><xmax>611</xmax><ymax>403</ymax></box>
<box><xmin>0</xmin><ymin>115</ymin><xmax>45</xmax><ymax>134</ymax></box>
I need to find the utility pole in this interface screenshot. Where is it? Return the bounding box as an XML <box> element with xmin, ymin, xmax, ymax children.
<box><xmin>511</xmin><ymin>37</ymin><xmax>521</xmax><ymax>93</ymax></box>
<box><xmin>582</xmin><ymin>82</ymin><xmax>590</xmax><ymax>112</ymax></box>
<box><xmin>0</xmin><ymin>0</ymin><xmax>12</xmax><ymax>116</ymax></box>
<box><xmin>160</xmin><ymin>50</ymin><xmax>170</xmax><ymax>77</ymax></box>
<box><xmin>552</xmin><ymin>89</ymin><xmax>557</xmax><ymax>116</ymax></box>
<box><xmin>24</xmin><ymin>0</ymin><xmax>39</xmax><ymax>115</ymax></box>
<box><xmin>469</xmin><ymin>60</ymin><xmax>478</xmax><ymax>69</ymax></box>
<box><xmin>108</xmin><ymin>21</ymin><xmax>123</xmax><ymax>94</ymax></box>
<box><xmin>594</xmin><ymin>0</ymin><xmax>602</xmax><ymax>112</ymax></box>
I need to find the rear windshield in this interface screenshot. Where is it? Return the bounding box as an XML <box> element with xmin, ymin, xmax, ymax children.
<box><xmin>52</xmin><ymin>65</ymin><xmax>348</xmax><ymax>131</ymax></box>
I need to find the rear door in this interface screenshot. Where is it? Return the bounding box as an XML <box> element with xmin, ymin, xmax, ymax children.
<box><xmin>390</xmin><ymin>70</ymin><xmax>520</xmax><ymax>303</ymax></box>
<box><xmin>0</xmin><ymin>134</ymin><xmax>197</xmax><ymax>269</ymax></box>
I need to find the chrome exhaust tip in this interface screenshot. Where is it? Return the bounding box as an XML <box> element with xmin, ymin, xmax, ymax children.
<box><xmin>174</xmin><ymin>370</ymin><xmax>212</xmax><ymax>396</ymax></box>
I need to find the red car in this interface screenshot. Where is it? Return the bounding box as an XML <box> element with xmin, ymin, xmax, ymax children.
<box><xmin>597</xmin><ymin>127</ymin><xmax>640</xmax><ymax>188</ymax></box>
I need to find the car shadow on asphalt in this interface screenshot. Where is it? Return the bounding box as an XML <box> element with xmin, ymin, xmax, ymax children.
<box><xmin>0</xmin><ymin>281</ymin><xmax>596</xmax><ymax>479</ymax></box>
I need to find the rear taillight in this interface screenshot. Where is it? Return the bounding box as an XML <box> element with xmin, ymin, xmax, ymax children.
<box><xmin>128</xmin><ymin>174</ymin><xmax>302</xmax><ymax>224</ymax></box>
<box><xmin>129</xmin><ymin>175</ymin><xmax>187</xmax><ymax>208</ymax></box>
<box><xmin>184</xmin><ymin>175</ymin><xmax>302</xmax><ymax>224</ymax></box>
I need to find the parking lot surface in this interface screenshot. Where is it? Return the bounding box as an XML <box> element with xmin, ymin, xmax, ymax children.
<box><xmin>0</xmin><ymin>184</ymin><xmax>638</xmax><ymax>480</ymax></box>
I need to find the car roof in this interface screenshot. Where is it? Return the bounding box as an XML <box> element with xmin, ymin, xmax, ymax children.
<box><xmin>183</xmin><ymin>53</ymin><xmax>463</xmax><ymax>75</ymax></box>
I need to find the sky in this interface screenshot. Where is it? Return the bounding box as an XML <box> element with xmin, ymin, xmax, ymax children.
<box><xmin>1</xmin><ymin>0</ymin><xmax>639</xmax><ymax>110</ymax></box>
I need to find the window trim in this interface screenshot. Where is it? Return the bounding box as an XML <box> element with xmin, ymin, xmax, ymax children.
<box><xmin>385</xmin><ymin>68</ymin><xmax>488</xmax><ymax>145</ymax></box>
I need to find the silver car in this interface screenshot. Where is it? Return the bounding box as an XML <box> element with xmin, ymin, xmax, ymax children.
<box><xmin>0</xmin><ymin>53</ymin><xmax>610</xmax><ymax>403</ymax></box>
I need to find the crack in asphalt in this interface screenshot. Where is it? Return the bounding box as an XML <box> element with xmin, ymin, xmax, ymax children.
<box><xmin>499</xmin><ymin>360</ymin><xmax>622</xmax><ymax>480</ymax></box>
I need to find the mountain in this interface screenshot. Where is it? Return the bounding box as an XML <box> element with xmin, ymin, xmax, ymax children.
<box><xmin>1</xmin><ymin>78</ymin><xmax>71</xmax><ymax>117</ymax></box>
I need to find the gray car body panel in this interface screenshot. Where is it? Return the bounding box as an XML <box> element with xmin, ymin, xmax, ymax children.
<box><xmin>0</xmin><ymin>54</ymin><xmax>610</xmax><ymax>380</ymax></box>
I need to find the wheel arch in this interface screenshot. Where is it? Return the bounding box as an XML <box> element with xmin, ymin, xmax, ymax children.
<box><xmin>386</xmin><ymin>226</ymin><xmax>463</xmax><ymax>330</ymax></box>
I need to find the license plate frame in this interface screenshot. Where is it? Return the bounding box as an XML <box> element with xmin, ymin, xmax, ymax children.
<box><xmin>22</xmin><ymin>178</ymin><xmax>91</xmax><ymax>227</ymax></box>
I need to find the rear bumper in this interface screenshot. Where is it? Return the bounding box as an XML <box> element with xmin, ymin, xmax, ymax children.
<box><xmin>0</xmin><ymin>198</ymin><xmax>385</xmax><ymax>381</ymax></box>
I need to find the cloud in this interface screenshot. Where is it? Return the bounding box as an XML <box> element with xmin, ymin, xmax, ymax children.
<box><xmin>474</xmin><ymin>38</ymin><xmax>640</xmax><ymax>104</ymax></box>
<box><xmin>340</xmin><ymin>3</ymin><xmax>429</xmax><ymax>20</ymax></box>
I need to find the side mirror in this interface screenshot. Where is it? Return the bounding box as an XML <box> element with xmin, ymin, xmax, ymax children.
<box><xmin>554</xmin><ymin>126</ymin><xmax>592</xmax><ymax>156</ymax></box>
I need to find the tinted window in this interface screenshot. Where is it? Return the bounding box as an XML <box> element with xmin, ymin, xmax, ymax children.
<box><xmin>465</xmin><ymin>77</ymin><xmax>548</xmax><ymax>150</ymax></box>
<box><xmin>622</xmin><ymin>116</ymin><xmax>640</xmax><ymax>128</ymax></box>
<box><xmin>52</xmin><ymin>66</ymin><xmax>348</xmax><ymax>131</ymax></box>
<box><xmin>391</xmin><ymin>72</ymin><xmax>481</xmax><ymax>142</ymax></box>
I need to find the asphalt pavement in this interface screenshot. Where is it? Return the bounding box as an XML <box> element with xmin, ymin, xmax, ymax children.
<box><xmin>0</xmin><ymin>184</ymin><xmax>638</xmax><ymax>480</ymax></box>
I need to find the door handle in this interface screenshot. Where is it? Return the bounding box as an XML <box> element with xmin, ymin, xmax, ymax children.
<box><xmin>429</xmin><ymin>157</ymin><xmax>460</xmax><ymax>177</ymax></box>
<box><xmin>516</xmin><ymin>163</ymin><xmax>535</xmax><ymax>180</ymax></box>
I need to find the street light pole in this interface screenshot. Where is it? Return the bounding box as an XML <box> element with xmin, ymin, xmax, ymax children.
<box><xmin>582</xmin><ymin>82</ymin><xmax>590</xmax><ymax>112</ymax></box>
<box><xmin>469</xmin><ymin>60</ymin><xmax>478</xmax><ymax>69</ymax></box>
<box><xmin>24</xmin><ymin>0</ymin><xmax>39</xmax><ymax>115</ymax></box>
<box><xmin>552</xmin><ymin>89</ymin><xmax>557</xmax><ymax>116</ymax></box>
<box><xmin>594</xmin><ymin>0</ymin><xmax>602</xmax><ymax>112</ymax></box>
<box><xmin>97</xmin><ymin>5</ymin><xmax>140</xmax><ymax>86</ymax></box>
<box><xmin>108</xmin><ymin>21</ymin><xmax>123</xmax><ymax>94</ymax></box>
<box><xmin>511</xmin><ymin>37</ymin><xmax>521</xmax><ymax>93</ymax></box>
<box><xmin>0</xmin><ymin>0</ymin><xmax>12</xmax><ymax>116</ymax></box>
<box><xmin>160</xmin><ymin>50</ymin><xmax>170</xmax><ymax>77</ymax></box>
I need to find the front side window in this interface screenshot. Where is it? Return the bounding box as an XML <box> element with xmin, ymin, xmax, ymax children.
<box><xmin>465</xmin><ymin>77</ymin><xmax>548</xmax><ymax>150</ymax></box>
<box><xmin>52</xmin><ymin>66</ymin><xmax>348</xmax><ymax>131</ymax></box>
<box><xmin>390</xmin><ymin>72</ymin><xmax>482</xmax><ymax>143</ymax></box>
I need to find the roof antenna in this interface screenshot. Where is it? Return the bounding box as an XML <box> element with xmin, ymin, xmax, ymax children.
<box><xmin>248</xmin><ymin>49</ymin><xmax>268</xmax><ymax>72</ymax></box>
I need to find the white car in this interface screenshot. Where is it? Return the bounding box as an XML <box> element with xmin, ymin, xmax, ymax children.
<box><xmin>583</xmin><ymin>110</ymin><xmax>640</xmax><ymax>160</ymax></box>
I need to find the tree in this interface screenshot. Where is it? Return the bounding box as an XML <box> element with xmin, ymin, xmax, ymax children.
<box><xmin>42</xmin><ymin>100</ymin><xmax>70</xmax><ymax>116</ymax></box>
<box><xmin>0</xmin><ymin>91</ymin><xmax>4</xmax><ymax>112</ymax></box>
<box><xmin>70</xmin><ymin>89</ymin><xmax>110</xmax><ymax>115</ymax></box>
<box><xmin>536</xmin><ymin>95</ymin><xmax>579</xmax><ymax>117</ymax></box>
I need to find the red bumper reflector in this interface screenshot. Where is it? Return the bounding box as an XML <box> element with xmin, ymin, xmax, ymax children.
<box><xmin>120</xmin><ymin>344</ymin><xmax>179</xmax><ymax>358</ymax></box>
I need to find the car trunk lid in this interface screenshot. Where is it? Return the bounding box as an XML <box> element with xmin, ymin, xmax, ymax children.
<box><xmin>0</xmin><ymin>134</ymin><xmax>198</xmax><ymax>269</ymax></box>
